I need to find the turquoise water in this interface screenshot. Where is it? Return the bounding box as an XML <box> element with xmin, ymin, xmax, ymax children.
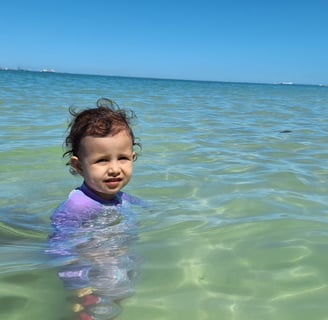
<box><xmin>1</xmin><ymin>70</ymin><xmax>328</xmax><ymax>319</ymax></box>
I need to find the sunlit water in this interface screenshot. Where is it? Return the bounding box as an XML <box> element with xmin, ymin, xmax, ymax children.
<box><xmin>0</xmin><ymin>70</ymin><xmax>328</xmax><ymax>319</ymax></box>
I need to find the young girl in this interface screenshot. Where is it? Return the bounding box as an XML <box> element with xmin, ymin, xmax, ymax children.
<box><xmin>48</xmin><ymin>98</ymin><xmax>142</xmax><ymax>320</ymax></box>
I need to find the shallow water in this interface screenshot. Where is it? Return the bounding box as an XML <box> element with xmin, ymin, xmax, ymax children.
<box><xmin>0</xmin><ymin>70</ymin><xmax>328</xmax><ymax>319</ymax></box>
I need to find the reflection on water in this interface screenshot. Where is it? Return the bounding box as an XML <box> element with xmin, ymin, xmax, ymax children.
<box><xmin>0</xmin><ymin>208</ymin><xmax>66</xmax><ymax>320</ymax></box>
<box><xmin>0</xmin><ymin>202</ymin><xmax>142</xmax><ymax>320</ymax></box>
<box><xmin>47</xmin><ymin>205</ymin><xmax>141</xmax><ymax>320</ymax></box>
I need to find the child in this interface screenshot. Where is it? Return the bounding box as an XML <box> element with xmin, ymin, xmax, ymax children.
<box><xmin>48</xmin><ymin>98</ymin><xmax>142</xmax><ymax>320</ymax></box>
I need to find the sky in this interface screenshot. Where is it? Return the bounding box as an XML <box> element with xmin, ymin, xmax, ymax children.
<box><xmin>1</xmin><ymin>0</ymin><xmax>327</xmax><ymax>84</ymax></box>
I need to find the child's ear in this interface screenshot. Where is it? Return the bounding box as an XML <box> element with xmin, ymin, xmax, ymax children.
<box><xmin>71</xmin><ymin>156</ymin><xmax>83</xmax><ymax>174</ymax></box>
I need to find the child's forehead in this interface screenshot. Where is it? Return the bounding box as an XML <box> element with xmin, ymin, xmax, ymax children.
<box><xmin>86</xmin><ymin>129</ymin><xmax>132</xmax><ymax>140</ymax></box>
<box><xmin>79</xmin><ymin>131</ymin><xmax>133</xmax><ymax>150</ymax></box>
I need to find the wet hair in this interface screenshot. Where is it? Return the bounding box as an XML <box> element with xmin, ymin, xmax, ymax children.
<box><xmin>63</xmin><ymin>98</ymin><xmax>141</xmax><ymax>174</ymax></box>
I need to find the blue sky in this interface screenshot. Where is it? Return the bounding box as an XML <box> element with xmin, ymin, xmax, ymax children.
<box><xmin>1</xmin><ymin>0</ymin><xmax>327</xmax><ymax>84</ymax></box>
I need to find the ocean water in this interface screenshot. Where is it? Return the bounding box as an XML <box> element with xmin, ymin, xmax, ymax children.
<box><xmin>0</xmin><ymin>70</ymin><xmax>328</xmax><ymax>320</ymax></box>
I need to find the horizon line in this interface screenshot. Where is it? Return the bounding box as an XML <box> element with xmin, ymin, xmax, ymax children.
<box><xmin>1</xmin><ymin>67</ymin><xmax>327</xmax><ymax>87</ymax></box>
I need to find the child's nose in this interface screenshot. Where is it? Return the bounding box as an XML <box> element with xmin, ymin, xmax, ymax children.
<box><xmin>108</xmin><ymin>161</ymin><xmax>120</xmax><ymax>175</ymax></box>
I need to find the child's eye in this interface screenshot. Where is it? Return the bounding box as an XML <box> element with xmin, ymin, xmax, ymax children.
<box><xmin>96</xmin><ymin>158</ymin><xmax>108</xmax><ymax>163</ymax></box>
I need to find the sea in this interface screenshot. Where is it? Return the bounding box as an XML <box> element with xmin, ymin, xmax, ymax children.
<box><xmin>0</xmin><ymin>70</ymin><xmax>327</xmax><ymax>320</ymax></box>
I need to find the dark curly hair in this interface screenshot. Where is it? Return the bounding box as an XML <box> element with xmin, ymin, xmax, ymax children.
<box><xmin>63</xmin><ymin>98</ymin><xmax>141</xmax><ymax>174</ymax></box>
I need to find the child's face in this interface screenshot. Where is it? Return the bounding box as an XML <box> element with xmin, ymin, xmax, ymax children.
<box><xmin>71</xmin><ymin>131</ymin><xmax>135</xmax><ymax>200</ymax></box>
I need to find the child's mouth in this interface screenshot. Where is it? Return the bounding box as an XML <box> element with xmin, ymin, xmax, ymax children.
<box><xmin>105</xmin><ymin>178</ymin><xmax>121</xmax><ymax>188</ymax></box>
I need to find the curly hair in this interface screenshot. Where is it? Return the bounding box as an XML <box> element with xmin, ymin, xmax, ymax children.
<box><xmin>63</xmin><ymin>98</ymin><xmax>141</xmax><ymax>174</ymax></box>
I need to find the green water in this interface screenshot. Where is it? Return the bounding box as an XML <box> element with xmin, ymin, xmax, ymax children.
<box><xmin>0</xmin><ymin>70</ymin><xmax>328</xmax><ymax>319</ymax></box>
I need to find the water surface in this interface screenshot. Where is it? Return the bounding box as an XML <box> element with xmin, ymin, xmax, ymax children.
<box><xmin>1</xmin><ymin>70</ymin><xmax>328</xmax><ymax>319</ymax></box>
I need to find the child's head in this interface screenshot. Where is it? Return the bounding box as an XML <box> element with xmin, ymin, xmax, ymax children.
<box><xmin>63</xmin><ymin>98</ymin><xmax>141</xmax><ymax>199</ymax></box>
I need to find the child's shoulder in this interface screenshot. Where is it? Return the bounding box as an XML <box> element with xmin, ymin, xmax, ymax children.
<box><xmin>52</xmin><ymin>188</ymin><xmax>102</xmax><ymax>221</ymax></box>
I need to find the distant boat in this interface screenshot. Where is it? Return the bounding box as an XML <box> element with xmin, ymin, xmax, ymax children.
<box><xmin>41</xmin><ymin>68</ymin><xmax>55</xmax><ymax>73</ymax></box>
<box><xmin>280</xmin><ymin>82</ymin><xmax>293</xmax><ymax>85</ymax></box>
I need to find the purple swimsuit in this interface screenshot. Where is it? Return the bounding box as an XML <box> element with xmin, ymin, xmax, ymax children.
<box><xmin>51</xmin><ymin>182</ymin><xmax>141</xmax><ymax>228</ymax></box>
<box><xmin>47</xmin><ymin>183</ymin><xmax>142</xmax><ymax>318</ymax></box>
<box><xmin>48</xmin><ymin>182</ymin><xmax>141</xmax><ymax>255</ymax></box>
